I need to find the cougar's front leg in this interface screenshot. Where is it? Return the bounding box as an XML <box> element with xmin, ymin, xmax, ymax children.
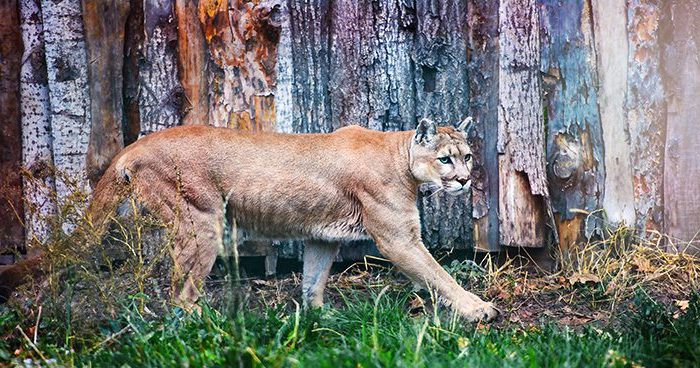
<box><xmin>363</xmin><ymin>204</ymin><xmax>499</xmax><ymax>322</ymax></box>
<box><xmin>302</xmin><ymin>240</ymin><xmax>340</xmax><ymax>308</ymax></box>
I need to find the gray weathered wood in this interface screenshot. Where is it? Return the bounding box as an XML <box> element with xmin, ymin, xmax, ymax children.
<box><xmin>467</xmin><ymin>0</ymin><xmax>501</xmax><ymax>252</ymax></box>
<box><xmin>497</xmin><ymin>0</ymin><xmax>548</xmax><ymax>247</ymax></box>
<box><xmin>592</xmin><ymin>0</ymin><xmax>636</xmax><ymax>227</ymax></box>
<box><xmin>19</xmin><ymin>0</ymin><xmax>56</xmax><ymax>248</ymax></box>
<box><xmin>661</xmin><ymin>1</ymin><xmax>700</xmax><ymax>254</ymax></box>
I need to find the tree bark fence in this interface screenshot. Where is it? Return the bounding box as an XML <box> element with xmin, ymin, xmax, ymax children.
<box><xmin>1</xmin><ymin>0</ymin><xmax>698</xmax><ymax>269</ymax></box>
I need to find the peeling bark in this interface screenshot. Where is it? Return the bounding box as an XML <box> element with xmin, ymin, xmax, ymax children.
<box><xmin>497</xmin><ymin>0</ymin><xmax>548</xmax><ymax>247</ymax></box>
<box><xmin>0</xmin><ymin>0</ymin><xmax>25</xmax><ymax>254</ymax></box>
<box><xmin>19</xmin><ymin>0</ymin><xmax>56</xmax><ymax>248</ymax></box>
<box><xmin>83</xmin><ymin>0</ymin><xmax>129</xmax><ymax>186</ymax></box>
<box><xmin>41</xmin><ymin>0</ymin><xmax>91</xmax><ymax>200</ymax></box>
<box><xmin>626</xmin><ymin>0</ymin><xmax>666</xmax><ymax>234</ymax></box>
<box><xmin>176</xmin><ymin>0</ymin><xmax>210</xmax><ymax>126</ymax></box>
<box><xmin>540</xmin><ymin>0</ymin><xmax>605</xmax><ymax>245</ymax></box>
<box><xmin>199</xmin><ymin>0</ymin><xmax>281</xmax><ymax>130</ymax></box>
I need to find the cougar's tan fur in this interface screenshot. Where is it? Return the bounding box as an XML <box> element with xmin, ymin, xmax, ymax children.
<box><xmin>4</xmin><ymin>118</ymin><xmax>498</xmax><ymax>322</ymax></box>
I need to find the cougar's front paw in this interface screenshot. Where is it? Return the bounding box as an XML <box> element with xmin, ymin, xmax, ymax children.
<box><xmin>465</xmin><ymin>302</ymin><xmax>500</xmax><ymax>323</ymax></box>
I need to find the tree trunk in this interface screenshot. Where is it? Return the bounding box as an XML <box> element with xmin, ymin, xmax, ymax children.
<box><xmin>497</xmin><ymin>0</ymin><xmax>548</xmax><ymax>248</ymax></box>
<box><xmin>175</xmin><ymin>0</ymin><xmax>210</xmax><ymax>126</ymax></box>
<box><xmin>138</xmin><ymin>0</ymin><xmax>181</xmax><ymax>135</ymax></box>
<box><xmin>0</xmin><ymin>0</ymin><xmax>25</xmax><ymax>258</ymax></box>
<box><xmin>41</xmin><ymin>0</ymin><xmax>91</xmax><ymax>201</ymax></box>
<box><xmin>19</xmin><ymin>0</ymin><xmax>56</xmax><ymax>249</ymax></box>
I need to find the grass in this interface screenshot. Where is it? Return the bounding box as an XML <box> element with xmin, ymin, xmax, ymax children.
<box><xmin>3</xmin><ymin>179</ymin><xmax>699</xmax><ymax>367</ymax></box>
<box><xmin>2</xmin><ymin>283</ymin><xmax>699</xmax><ymax>367</ymax></box>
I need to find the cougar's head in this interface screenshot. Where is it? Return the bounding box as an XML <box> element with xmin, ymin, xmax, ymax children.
<box><xmin>409</xmin><ymin>117</ymin><xmax>474</xmax><ymax>196</ymax></box>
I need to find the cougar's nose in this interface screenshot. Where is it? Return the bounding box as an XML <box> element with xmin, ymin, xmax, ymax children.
<box><xmin>456</xmin><ymin>178</ymin><xmax>469</xmax><ymax>186</ymax></box>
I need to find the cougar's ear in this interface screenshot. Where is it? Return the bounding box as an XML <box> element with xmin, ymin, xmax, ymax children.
<box><xmin>457</xmin><ymin>117</ymin><xmax>474</xmax><ymax>134</ymax></box>
<box><xmin>414</xmin><ymin>118</ymin><xmax>437</xmax><ymax>145</ymax></box>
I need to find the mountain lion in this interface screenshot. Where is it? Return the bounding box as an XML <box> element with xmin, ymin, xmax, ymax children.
<box><xmin>1</xmin><ymin>118</ymin><xmax>498</xmax><ymax>322</ymax></box>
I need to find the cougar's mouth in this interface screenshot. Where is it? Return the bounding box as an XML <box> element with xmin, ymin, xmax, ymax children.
<box><xmin>444</xmin><ymin>179</ymin><xmax>471</xmax><ymax>196</ymax></box>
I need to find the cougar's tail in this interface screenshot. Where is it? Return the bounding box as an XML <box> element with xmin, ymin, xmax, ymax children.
<box><xmin>0</xmin><ymin>164</ymin><xmax>128</xmax><ymax>303</ymax></box>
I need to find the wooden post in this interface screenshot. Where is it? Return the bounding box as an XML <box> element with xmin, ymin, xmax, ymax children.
<box><xmin>82</xmin><ymin>0</ymin><xmax>129</xmax><ymax>187</ymax></box>
<box><xmin>592</xmin><ymin>0</ymin><xmax>636</xmax><ymax>227</ymax></box>
<box><xmin>467</xmin><ymin>0</ymin><xmax>501</xmax><ymax>252</ymax></box>
<box><xmin>626</xmin><ymin>0</ymin><xmax>666</xmax><ymax>234</ymax></box>
<box><xmin>661</xmin><ymin>1</ymin><xmax>700</xmax><ymax>254</ymax></box>
<box><xmin>0</xmin><ymin>0</ymin><xmax>25</xmax><ymax>260</ymax></box>
<box><xmin>497</xmin><ymin>0</ymin><xmax>548</xmax><ymax>248</ymax></box>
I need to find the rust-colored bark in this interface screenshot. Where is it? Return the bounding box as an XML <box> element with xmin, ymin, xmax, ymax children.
<box><xmin>0</xmin><ymin>0</ymin><xmax>25</xmax><ymax>254</ymax></box>
<box><xmin>83</xmin><ymin>0</ymin><xmax>130</xmax><ymax>187</ymax></box>
<box><xmin>198</xmin><ymin>0</ymin><xmax>281</xmax><ymax>130</ymax></box>
<box><xmin>176</xmin><ymin>0</ymin><xmax>210</xmax><ymax>126</ymax></box>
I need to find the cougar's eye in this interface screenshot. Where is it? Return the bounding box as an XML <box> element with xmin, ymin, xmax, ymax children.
<box><xmin>465</xmin><ymin>154</ymin><xmax>472</xmax><ymax>162</ymax></box>
<box><xmin>438</xmin><ymin>157</ymin><xmax>452</xmax><ymax>164</ymax></box>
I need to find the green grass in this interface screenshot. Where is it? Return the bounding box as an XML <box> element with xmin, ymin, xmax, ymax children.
<box><xmin>2</xmin><ymin>287</ymin><xmax>699</xmax><ymax>367</ymax></box>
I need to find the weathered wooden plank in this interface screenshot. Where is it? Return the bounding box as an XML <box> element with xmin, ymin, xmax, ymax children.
<box><xmin>497</xmin><ymin>0</ymin><xmax>548</xmax><ymax>247</ymax></box>
<box><xmin>175</xmin><ymin>0</ymin><xmax>209</xmax><ymax>126</ymax></box>
<box><xmin>139</xmin><ymin>0</ymin><xmax>181</xmax><ymax>135</ymax></box>
<box><xmin>82</xmin><ymin>0</ymin><xmax>129</xmax><ymax>186</ymax></box>
<box><xmin>591</xmin><ymin>0</ymin><xmax>636</xmax><ymax>227</ymax></box>
<box><xmin>198</xmin><ymin>0</ymin><xmax>281</xmax><ymax>130</ymax></box>
<box><xmin>661</xmin><ymin>1</ymin><xmax>700</xmax><ymax>254</ymax></box>
<box><xmin>0</xmin><ymin>0</ymin><xmax>25</xmax><ymax>254</ymax></box>
<box><xmin>540</xmin><ymin>0</ymin><xmax>605</xmax><ymax>247</ymax></box>
<box><xmin>626</xmin><ymin>0</ymin><xmax>665</xmax><ymax>234</ymax></box>
<box><xmin>19</xmin><ymin>0</ymin><xmax>56</xmax><ymax>248</ymax></box>
<box><xmin>41</xmin><ymin>0</ymin><xmax>91</xmax><ymax>199</ymax></box>
<box><xmin>413</xmin><ymin>0</ymin><xmax>474</xmax><ymax>250</ymax></box>
<box><xmin>467</xmin><ymin>0</ymin><xmax>501</xmax><ymax>252</ymax></box>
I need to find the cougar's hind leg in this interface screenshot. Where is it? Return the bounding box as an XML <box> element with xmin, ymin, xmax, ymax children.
<box><xmin>302</xmin><ymin>241</ymin><xmax>340</xmax><ymax>308</ymax></box>
<box><xmin>171</xmin><ymin>207</ymin><xmax>225</xmax><ymax>310</ymax></box>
